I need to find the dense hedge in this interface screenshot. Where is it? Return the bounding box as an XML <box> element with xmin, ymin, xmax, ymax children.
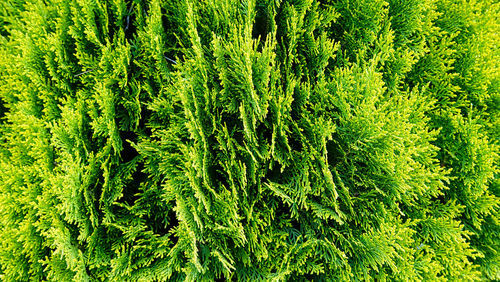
<box><xmin>0</xmin><ymin>0</ymin><xmax>498</xmax><ymax>281</ymax></box>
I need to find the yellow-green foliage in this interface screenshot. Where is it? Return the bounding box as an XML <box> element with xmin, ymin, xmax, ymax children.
<box><xmin>0</xmin><ymin>0</ymin><xmax>498</xmax><ymax>281</ymax></box>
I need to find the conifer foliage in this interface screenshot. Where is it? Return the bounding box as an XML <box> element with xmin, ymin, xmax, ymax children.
<box><xmin>0</xmin><ymin>0</ymin><xmax>498</xmax><ymax>280</ymax></box>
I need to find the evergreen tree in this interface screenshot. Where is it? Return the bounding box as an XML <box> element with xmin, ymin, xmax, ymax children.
<box><xmin>0</xmin><ymin>0</ymin><xmax>498</xmax><ymax>280</ymax></box>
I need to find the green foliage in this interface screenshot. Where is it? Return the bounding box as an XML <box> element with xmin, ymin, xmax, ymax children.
<box><xmin>0</xmin><ymin>0</ymin><xmax>498</xmax><ymax>280</ymax></box>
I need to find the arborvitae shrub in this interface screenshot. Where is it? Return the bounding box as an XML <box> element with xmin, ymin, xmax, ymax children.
<box><xmin>0</xmin><ymin>0</ymin><xmax>498</xmax><ymax>281</ymax></box>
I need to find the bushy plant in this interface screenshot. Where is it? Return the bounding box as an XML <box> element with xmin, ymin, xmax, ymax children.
<box><xmin>0</xmin><ymin>0</ymin><xmax>498</xmax><ymax>280</ymax></box>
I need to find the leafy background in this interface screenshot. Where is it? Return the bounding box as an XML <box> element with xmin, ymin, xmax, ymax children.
<box><xmin>0</xmin><ymin>0</ymin><xmax>498</xmax><ymax>280</ymax></box>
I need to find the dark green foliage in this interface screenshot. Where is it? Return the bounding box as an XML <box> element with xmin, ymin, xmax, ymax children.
<box><xmin>0</xmin><ymin>0</ymin><xmax>498</xmax><ymax>280</ymax></box>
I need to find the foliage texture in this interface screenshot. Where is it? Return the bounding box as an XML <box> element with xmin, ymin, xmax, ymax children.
<box><xmin>0</xmin><ymin>0</ymin><xmax>498</xmax><ymax>281</ymax></box>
